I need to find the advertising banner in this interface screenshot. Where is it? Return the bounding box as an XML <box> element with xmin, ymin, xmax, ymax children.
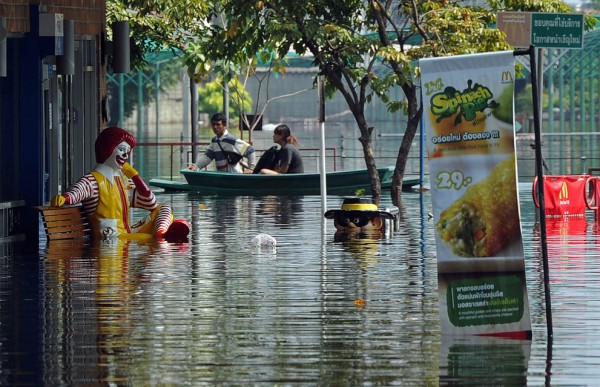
<box><xmin>533</xmin><ymin>175</ymin><xmax>589</xmax><ymax>218</ymax></box>
<box><xmin>420</xmin><ymin>52</ymin><xmax>532</xmax><ymax>338</ymax></box>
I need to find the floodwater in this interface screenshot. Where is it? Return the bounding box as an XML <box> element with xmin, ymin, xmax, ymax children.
<box><xmin>2</xmin><ymin>186</ymin><xmax>600</xmax><ymax>385</ymax></box>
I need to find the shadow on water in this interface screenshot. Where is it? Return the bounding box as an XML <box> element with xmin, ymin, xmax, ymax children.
<box><xmin>3</xmin><ymin>189</ymin><xmax>600</xmax><ymax>384</ymax></box>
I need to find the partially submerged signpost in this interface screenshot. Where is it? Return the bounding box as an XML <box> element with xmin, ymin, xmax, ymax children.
<box><xmin>498</xmin><ymin>11</ymin><xmax>585</xmax><ymax>339</ymax></box>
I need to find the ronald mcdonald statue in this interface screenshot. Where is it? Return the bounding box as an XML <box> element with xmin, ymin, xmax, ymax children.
<box><xmin>51</xmin><ymin>126</ymin><xmax>190</xmax><ymax>242</ymax></box>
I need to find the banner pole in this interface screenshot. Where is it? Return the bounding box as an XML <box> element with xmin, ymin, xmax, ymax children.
<box><xmin>515</xmin><ymin>46</ymin><xmax>553</xmax><ymax>338</ymax></box>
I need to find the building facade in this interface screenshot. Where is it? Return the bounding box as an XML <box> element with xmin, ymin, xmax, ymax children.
<box><xmin>0</xmin><ymin>1</ymin><xmax>107</xmax><ymax>241</ymax></box>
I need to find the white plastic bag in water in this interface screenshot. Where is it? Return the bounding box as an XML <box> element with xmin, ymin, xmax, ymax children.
<box><xmin>251</xmin><ymin>233</ymin><xmax>277</xmax><ymax>247</ymax></box>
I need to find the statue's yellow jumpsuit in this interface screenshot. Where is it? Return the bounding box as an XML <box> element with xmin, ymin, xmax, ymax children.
<box><xmin>60</xmin><ymin>168</ymin><xmax>172</xmax><ymax>240</ymax></box>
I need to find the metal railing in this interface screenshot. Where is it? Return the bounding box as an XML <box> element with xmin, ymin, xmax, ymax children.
<box><xmin>133</xmin><ymin>139</ymin><xmax>599</xmax><ymax>183</ymax></box>
<box><xmin>0</xmin><ymin>200</ymin><xmax>26</xmax><ymax>242</ymax></box>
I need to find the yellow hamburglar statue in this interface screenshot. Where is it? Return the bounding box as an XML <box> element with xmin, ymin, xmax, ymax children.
<box><xmin>51</xmin><ymin>126</ymin><xmax>190</xmax><ymax>242</ymax></box>
<box><xmin>324</xmin><ymin>197</ymin><xmax>399</xmax><ymax>235</ymax></box>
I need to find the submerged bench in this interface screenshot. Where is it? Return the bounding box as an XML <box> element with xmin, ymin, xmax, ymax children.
<box><xmin>35</xmin><ymin>205</ymin><xmax>91</xmax><ymax>241</ymax></box>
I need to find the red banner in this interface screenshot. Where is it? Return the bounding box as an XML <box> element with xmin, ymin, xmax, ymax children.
<box><xmin>533</xmin><ymin>175</ymin><xmax>589</xmax><ymax>218</ymax></box>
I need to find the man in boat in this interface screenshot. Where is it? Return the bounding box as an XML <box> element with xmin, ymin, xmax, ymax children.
<box><xmin>50</xmin><ymin>126</ymin><xmax>190</xmax><ymax>242</ymax></box>
<box><xmin>187</xmin><ymin>113</ymin><xmax>256</xmax><ymax>173</ymax></box>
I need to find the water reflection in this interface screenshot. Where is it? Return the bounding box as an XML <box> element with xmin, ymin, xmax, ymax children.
<box><xmin>332</xmin><ymin>231</ymin><xmax>382</xmax><ymax>263</ymax></box>
<box><xmin>95</xmin><ymin>239</ymin><xmax>137</xmax><ymax>382</ymax></box>
<box><xmin>440</xmin><ymin>336</ymin><xmax>531</xmax><ymax>385</ymax></box>
<box><xmin>2</xmin><ymin>190</ymin><xmax>600</xmax><ymax>384</ymax></box>
<box><xmin>257</xmin><ymin>195</ymin><xmax>304</xmax><ymax>227</ymax></box>
<box><xmin>42</xmin><ymin>238</ymin><xmax>183</xmax><ymax>384</ymax></box>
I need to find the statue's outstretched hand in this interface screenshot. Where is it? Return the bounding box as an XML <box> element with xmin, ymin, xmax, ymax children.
<box><xmin>122</xmin><ymin>162</ymin><xmax>139</xmax><ymax>178</ymax></box>
<box><xmin>51</xmin><ymin>195</ymin><xmax>66</xmax><ymax>207</ymax></box>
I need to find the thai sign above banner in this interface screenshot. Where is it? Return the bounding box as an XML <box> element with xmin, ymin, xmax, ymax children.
<box><xmin>420</xmin><ymin>51</ymin><xmax>532</xmax><ymax>339</ymax></box>
<box><xmin>497</xmin><ymin>11</ymin><xmax>584</xmax><ymax>49</ymax></box>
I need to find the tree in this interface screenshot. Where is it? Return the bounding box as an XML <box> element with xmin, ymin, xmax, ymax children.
<box><xmin>105</xmin><ymin>1</ymin><xmax>210</xmax><ymax>124</ymax></box>
<box><xmin>106</xmin><ymin>0</ymin><xmax>209</xmax><ymax>69</ymax></box>
<box><xmin>185</xmin><ymin>0</ymin><xmax>587</xmax><ymax>205</ymax></box>
<box><xmin>369</xmin><ymin>0</ymin><xmax>580</xmax><ymax>203</ymax></box>
<box><xmin>198</xmin><ymin>77</ymin><xmax>253</xmax><ymax>124</ymax></box>
<box><xmin>110</xmin><ymin>0</ymin><xmax>593</xmax><ymax>204</ymax></box>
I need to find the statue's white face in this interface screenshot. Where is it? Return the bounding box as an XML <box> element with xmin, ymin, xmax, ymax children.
<box><xmin>104</xmin><ymin>141</ymin><xmax>131</xmax><ymax>170</ymax></box>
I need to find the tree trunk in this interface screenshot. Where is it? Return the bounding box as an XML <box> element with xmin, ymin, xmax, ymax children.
<box><xmin>323</xmin><ymin>69</ymin><xmax>382</xmax><ymax>204</ymax></box>
<box><xmin>390</xmin><ymin>86</ymin><xmax>422</xmax><ymax>206</ymax></box>
<box><xmin>355</xmin><ymin>116</ymin><xmax>381</xmax><ymax>204</ymax></box>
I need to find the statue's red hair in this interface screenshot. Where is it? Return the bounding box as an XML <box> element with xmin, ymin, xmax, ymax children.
<box><xmin>95</xmin><ymin>127</ymin><xmax>136</xmax><ymax>164</ymax></box>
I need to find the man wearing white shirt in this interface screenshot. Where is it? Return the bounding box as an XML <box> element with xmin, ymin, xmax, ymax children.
<box><xmin>188</xmin><ymin>113</ymin><xmax>256</xmax><ymax>173</ymax></box>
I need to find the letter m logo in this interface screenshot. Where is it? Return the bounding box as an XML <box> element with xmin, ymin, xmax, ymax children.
<box><xmin>501</xmin><ymin>71</ymin><xmax>513</xmax><ymax>83</ymax></box>
<box><xmin>559</xmin><ymin>181</ymin><xmax>569</xmax><ymax>200</ymax></box>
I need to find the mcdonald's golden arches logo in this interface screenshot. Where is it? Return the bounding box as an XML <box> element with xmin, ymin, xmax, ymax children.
<box><xmin>501</xmin><ymin>71</ymin><xmax>513</xmax><ymax>83</ymax></box>
<box><xmin>559</xmin><ymin>181</ymin><xmax>569</xmax><ymax>200</ymax></box>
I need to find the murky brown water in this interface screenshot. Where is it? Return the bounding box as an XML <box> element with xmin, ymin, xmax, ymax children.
<box><xmin>1</xmin><ymin>187</ymin><xmax>600</xmax><ymax>385</ymax></box>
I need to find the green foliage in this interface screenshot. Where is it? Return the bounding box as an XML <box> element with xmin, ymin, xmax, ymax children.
<box><xmin>108</xmin><ymin>0</ymin><xmax>585</xmax><ymax>202</ymax></box>
<box><xmin>355</xmin><ymin>189</ymin><xmax>366</xmax><ymax>197</ymax></box>
<box><xmin>198</xmin><ymin>77</ymin><xmax>253</xmax><ymax>119</ymax></box>
<box><xmin>487</xmin><ymin>0</ymin><xmax>574</xmax><ymax>12</ymax></box>
<box><xmin>176</xmin><ymin>0</ymin><xmax>583</xmax><ymax>203</ymax></box>
<box><xmin>106</xmin><ymin>0</ymin><xmax>209</xmax><ymax>70</ymax></box>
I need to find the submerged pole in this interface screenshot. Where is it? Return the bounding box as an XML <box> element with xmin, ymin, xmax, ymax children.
<box><xmin>515</xmin><ymin>46</ymin><xmax>553</xmax><ymax>338</ymax></box>
<box><xmin>318</xmin><ymin>76</ymin><xmax>327</xmax><ymax>215</ymax></box>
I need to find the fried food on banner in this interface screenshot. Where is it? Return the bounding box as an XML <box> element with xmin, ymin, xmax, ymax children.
<box><xmin>435</xmin><ymin>155</ymin><xmax>520</xmax><ymax>257</ymax></box>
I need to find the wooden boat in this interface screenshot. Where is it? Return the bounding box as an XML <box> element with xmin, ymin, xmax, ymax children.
<box><xmin>149</xmin><ymin>166</ymin><xmax>420</xmax><ymax>195</ymax></box>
